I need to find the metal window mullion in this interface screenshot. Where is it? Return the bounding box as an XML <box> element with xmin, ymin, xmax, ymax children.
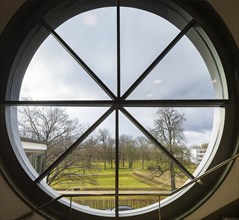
<box><xmin>115</xmin><ymin>109</ymin><xmax>119</xmax><ymax>218</ymax></box>
<box><xmin>122</xmin><ymin>99</ymin><xmax>228</xmax><ymax>107</ymax></box>
<box><xmin>5</xmin><ymin>99</ymin><xmax>228</xmax><ymax>107</ymax></box>
<box><xmin>35</xmin><ymin>107</ymin><xmax>114</xmax><ymax>183</ymax></box>
<box><xmin>116</xmin><ymin>0</ymin><xmax>121</xmax><ymax>98</ymax></box>
<box><xmin>115</xmin><ymin>1</ymin><xmax>121</xmax><ymax>218</ymax></box>
<box><xmin>122</xmin><ymin>19</ymin><xmax>196</xmax><ymax>100</ymax></box>
<box><xmin>41</xmin><ymin>20</ymin><xmax>116</xmax><ymax>100</ymax></box>
<box><xmin>120</xmin><ymin>107</ymin><xmax>195</xmax><ymax>180</ymax></box>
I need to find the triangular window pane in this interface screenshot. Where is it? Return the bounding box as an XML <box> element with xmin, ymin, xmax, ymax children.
<box><xmin>118</xmin><ymin>112</ymin><xmax>188</xmax><ymax>195</ymax></box>
<box><xmin>120</xmin><ymin>7</ymin><xmax>180</xmax><ymax>95</ymax></box>
<box><xmin>56</xmin><ymin>7</ymin><xmax>117</xmax><ymax>95</ymax></box>
<box><xmin>18</xmin><ymin>106</ymin><xmax>110</xmax><ymax>175</ymax></box>
<box><xmin>20</xmin><ymin>35</ymin><xmax>110</xmax><ymax>100</ymax></box>
<box><xmin>128</xmin><ymin>35</ymin><xmax>216</xmax><ymax>100</ymax></box>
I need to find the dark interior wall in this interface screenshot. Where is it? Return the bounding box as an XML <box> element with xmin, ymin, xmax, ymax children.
<box><xmin>0</xmin><ymin>0</ymin><xmax>238</xmax><ymax>219</ymax></box>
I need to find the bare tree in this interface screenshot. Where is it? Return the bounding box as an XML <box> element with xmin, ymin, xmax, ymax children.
<box><xmin>78</xmin><ymin>135</ymin><xmax>101</xmax><ymax>178</ymax></box>
<box><xmin>18</xmin><ymin>106</ymin><xmax>79</xmax><ymax>144</ymax></box>
<box><xmin>119</xmin><ymin>135</ymin><xmax>137</xmax><ymax>169</ymax></box>
<box><xmin>150</xmin><ymin>107</ymin><xmax>191</xmax><ymax>191</ymax></box>
<box><xmin>97</xmin><ymin>128</ymin><xmax>114</xmax><ymax>170</ymax></box>
<box><xmin>119</xmin><ymin>135</ymin><xmax>127</xmax><ymax>167</ymax></box>
<box><xmin>18</xmin><ymin>106</ymin><xmax>96</xmax><ymax>187</ymax></box>
<box><xmin>137</xmin><ymin>136</ymin><xmax>150</xmax><ymax>170</ymax></box>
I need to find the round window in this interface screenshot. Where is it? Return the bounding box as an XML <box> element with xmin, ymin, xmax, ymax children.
<box><xmin>0</xmin><ymin>1</ymin><xmax>238</xmax><ymax>219</ymax></box>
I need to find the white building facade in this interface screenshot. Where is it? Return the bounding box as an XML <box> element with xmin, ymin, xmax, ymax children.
<box><xmin>21</xmin><ymin>138</ymin><xmax>47</xmax><ymax>173</ymax></box>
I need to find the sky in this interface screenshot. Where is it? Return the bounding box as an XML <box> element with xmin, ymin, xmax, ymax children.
<box><xmin>20</xmin><ymin>7</ymin><xmax>219</xmax><ymax>147</ymax></box>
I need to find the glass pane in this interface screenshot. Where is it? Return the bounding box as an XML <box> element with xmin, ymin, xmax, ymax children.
<box><xmin>18</xmin><ymin>107</ymin><xmax>115</xmax><ymax>211</ymax></box>
<box><xmin>18</xmin><ymin>106</ymin><xmax>110</xmax><ymax>174</ymax></box>
<box><xmin>125</xmin><ymin>107</ymin><xmax>215</xmax><ymax>171</ymax></box>
<box><xmin>120</xmin><ymin>7</ymin><xmax>180</xmax><ymax>95</ymax></box>
<box><xmin>118</xmin><ymin>113</ymin><xmax>186</xmax><ymax>206</ymax></box>
<box><xmin>20</xmin><ymin>34</ymin><xmax>110</xmax><ymax>100</ymax></box>
<box><xmin>128</xmin><ymin>35</ymin><xmax>216</xmax><ymax>100</ymax></box>
<box><xmin>56</xmin><ymin>7</ymin><xmax>117</xmax><ymax>95</ymax></box>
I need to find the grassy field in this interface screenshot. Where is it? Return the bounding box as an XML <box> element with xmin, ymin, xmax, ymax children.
<box><xmin>52</xmin><ymin>173</ymin><xmax>155</xmax><ymax>190</ymax></box>
<box><xmin>51</xmin><ymin>161</ymin><xmax>188</xmax><ymax>191</ymax></box>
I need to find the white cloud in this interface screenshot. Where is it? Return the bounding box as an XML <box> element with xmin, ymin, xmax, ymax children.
<box><xmin>153</xmin><ymin>79</ymin><xmax>162</xmax><ymax>84</ymax></box>
<box><xmin>146</xmin><ymin>93</ymin><xmax>154</xmax><ymax>97</ymax></box>
<box><xmin>83</xmin><ymin>13</ymin><xmax>97</xmax><ymax>25</ymax></box>
<box><xmin>184</xmin><ymin>130</ymin><xmax>211</xmax><ymax>147</ymax></box>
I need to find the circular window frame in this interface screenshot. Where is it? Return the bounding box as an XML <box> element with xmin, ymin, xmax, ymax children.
<box><xmin>0</xmin><ymin>0</ymin><xmax>238</xmax><ymax>219</ymax></box>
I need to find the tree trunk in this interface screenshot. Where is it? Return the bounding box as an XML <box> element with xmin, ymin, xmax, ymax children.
<box><xmin>142</xmin><ymin>158</ymin><xmax>145</xmax><ymax>170</ymax></box>
<box><xmin>129</xmin><ymin>160</ymin><xmax>133</xmax><ymax>169</ymax></box>
<box><xmin>169</xmin><ymin>161</ymin><xmax>176</xmax><ymax>191</ymax></box>
<box><xmin>122</xmin><ymin>154</ymin><xmax>125</xmax><ymax>167</ymax></box>
<box><xmin>104</xmin><ymin>159</ymin><xmax>106</xmax><ymax>170</ymax></box>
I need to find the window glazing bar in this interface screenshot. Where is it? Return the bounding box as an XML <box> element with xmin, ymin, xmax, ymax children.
<box><xmin>121</xmin><ymin>107</ymin><xmax>195</xmax><ymax>180</ymax></box>
<box><xmin>35</xmin><ymin>107</ymin><xmax>114</xmax><ymax>183</ymax></box>
<box><xmin>41</xmin><ymin>20</ymin><xmax>116</xmax><ymax>100</ymax></box>
<box><xmin>4</xmin><ymin>99</ymin><xmax>228</xmax><ymax>107</ymax></box>
<box><xmin>122</xmin><ymin>99</ymin><xmax>228</xmax><ymax>107</ymax></box>
<box><xmin>122</xmin><ymin>19</ymin><xmax>196</xmax><ymax>100</ymax></box>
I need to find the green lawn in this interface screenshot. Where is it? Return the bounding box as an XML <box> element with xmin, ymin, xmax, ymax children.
<box><xmin>52</xmin><ymin>172</ymin><xmax>154</xmax><ymax>190</ymax></box>
<box><xmin>51</xmin><ymin>160</ymin><xmax>190</xmax><ymax>191</ymax></box>
<box><xmin>82</xmin><ymin>173</ymin><xmax>153</xmax><ymax>189</ymax></box>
